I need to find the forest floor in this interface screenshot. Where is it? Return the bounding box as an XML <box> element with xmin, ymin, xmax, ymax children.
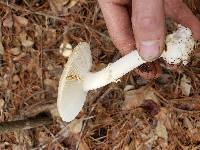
<box><xmin>0</xmin><ymin>0</ymin><xmax>200</xmax><ymax>150</ymax></box>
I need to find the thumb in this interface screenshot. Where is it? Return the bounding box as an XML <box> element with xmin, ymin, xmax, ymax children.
<box><xmin>132</xmin><ymin>0</ymin><xmax>165</xmax><ymax>61</ymax></box>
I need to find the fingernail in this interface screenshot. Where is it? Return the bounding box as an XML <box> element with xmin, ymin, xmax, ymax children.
<box><xmin>139</xmin><ymin>40</ymin><xmax>161</xmax><ymax>61</ymax></box>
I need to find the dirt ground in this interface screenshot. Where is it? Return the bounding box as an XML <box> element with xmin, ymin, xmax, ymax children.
<box><xmin>0</xmin><ymin>0</ymin><xmax>200</xmax><ymax>150</ymax></box>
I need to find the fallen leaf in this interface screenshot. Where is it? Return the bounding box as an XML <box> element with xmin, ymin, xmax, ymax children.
<box><xmin>144</xmin><ymin>133</ymin><xmax>158</xmax><ymax>150</ymax></box>
<box><xmin>68</xmin><ymin>118</ymin><xmax>83</xmax><ymax>134</ymax></box>
<box><xmin>155</xmin><ymin>121</ymin><xmax>168</xmax><ymax>144</ymax></box>
<box><xmin>56</xmin><ymin>118</ymin><xmax>83</xmax><ymax>138</ymax></box>
<box><xmin>13</xmin><ymin>15</ymin><xmax>28</xmax><ymax>27</ymax></box>
<box><xmin>19</xmin><ymin>32</ymin><xmax>34</xmax><ymax>48</ymax></box>
<box><xmin>183</xmin><ymin>117</ymin><xmax>193</xmax><ymax>130</ymax></box>
<box><xmin>123</xmin><ymin>86</ymin><xmax>160</xmax><ymax>110</ymax></box>
<box><xmin>3</xmin><ymin>14</ymin><xmax>13</xmax><ymax>28</ymax></box>
<box><xmin>21</xmin><ymin>40</ymin><xmax>34</xmax><ymax>48</ymax></box>
<box><xmin>156</xmin><ymin>108</ymin><xmax>172</xmax><ymax>130</ymax></box>
<box><xmin>180</xmin><ymin>74</ymin><xmax>191</xmax><ymax>96</ymax></box>
<box><xmin>78</xmin><ymin>140</ymin><xmax>90</xmax><ymax>150</ymax></box>
<box><xmin>9</xmin><ymin>47</ymin><xmax>21</xmax><ymax>55</ymax></box>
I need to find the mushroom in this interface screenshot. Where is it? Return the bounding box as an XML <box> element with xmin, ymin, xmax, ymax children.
<box><xmin>58</xmin><ymin>25</ymin><xmax>195</xmax><ymax>122</ymax></box>
<box><xmin>57</xmin><ymin>43</ymin><xmax>92</xmax><ymax>122</ymax></box>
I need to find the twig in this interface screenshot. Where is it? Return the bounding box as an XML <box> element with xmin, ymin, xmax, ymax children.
<box><xmin>0</xmin><ymin>113</ymin><xmax>53</xmax><ymax>133</ymax></box>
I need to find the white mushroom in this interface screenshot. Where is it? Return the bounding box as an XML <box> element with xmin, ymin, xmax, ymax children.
<box><xmin>58</xmin><ymin>25</ymin><xmax>195</xmax><ymax>122</ymax></box>
<box><xmin>57</xmin><ymin>43</ymin><xmax>92</xmax><ymax>122</ymax></box>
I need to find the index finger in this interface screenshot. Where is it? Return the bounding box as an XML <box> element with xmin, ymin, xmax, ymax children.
<box><xmin>98</xmin><ymin>0</ymin><xmax>135</xmax><ymax>55</ymax></box>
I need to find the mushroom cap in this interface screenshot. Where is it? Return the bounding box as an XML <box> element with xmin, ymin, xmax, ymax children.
<box><xmin>162</xmin><ymin>25</ymin><xmax>195</xmax><ymax>65</ymax></box>
<box><xmin>57</xmin><ymin>42</ymin><xmax>92</xmax><ymax>122</ymax></box>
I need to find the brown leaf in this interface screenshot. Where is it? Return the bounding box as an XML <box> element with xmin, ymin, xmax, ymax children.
<box><xmin>156</xmin><ymin>108</ymin><xmax>172</xmax><ymax>130</ymax></box>
<box><xmin>13</xmin><ymin>15</ymin><xmax>28</xmax><ymax>27</ymax></box>
<box><xmin>56</xmin><ymin>118</ymin><xmax>83</xmax><ymax>139</ymax></box>
<box><xmin>155</xmin><ymin>121</ymin><xmax>168</xmax><ymax>144</ymax></box>
<box><xmin>123</xmin><ymin>86</ymin><xmax>160</xmax><ymax>110</ymax></box>
<box><xmin>9</xmin><ymin>47</ymin><xmax>21</xmax><ymax>56</ymax></box>
<box><xmin>78</xmin><ymin>140</ymin><xmax>90</xmax><ymax>150</ymax></box>
<box><xmin>68</xmin><ymin>118</ymin><xmax>83</xmax><ymax>134</ymax></box>
<box><xmin>180</xmin><ymin>74</ymin><xmax>191</xmax><ymax>96</ymax></box>
<box><xmin>3</xmin><ymin>14</ymin><xmax>13</xmax><ymax>28</ymax></box>
<box><xmin>19</xmin><ymin>32</ymin><xmax>34</xmax><ymax>48</ymax></box>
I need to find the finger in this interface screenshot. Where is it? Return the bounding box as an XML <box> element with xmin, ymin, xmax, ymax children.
<box><xmin>98</xmin><ymin>0</ymin><xmax>134</xmax><ymax>55</ymax></box>
<box><xmin>132</xmin><ymin>0</ymin><xmax>165</xmax><ymax>62</ymax></box>
<box><xmin>165</xmin><ymin>0</ymin><xmax>200</xmax><ymax>39</ymax></box>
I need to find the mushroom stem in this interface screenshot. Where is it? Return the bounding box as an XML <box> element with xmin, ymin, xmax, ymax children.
<box><xmin>83</xmin><ymin>50</ymin><xmax>145</xmax><ymax>91</ymax></box>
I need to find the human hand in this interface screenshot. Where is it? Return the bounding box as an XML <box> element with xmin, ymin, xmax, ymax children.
<box><xmin>98</xmin><ymin>0</ymin><xmax>200</xmax><ymax>79</ymax></box>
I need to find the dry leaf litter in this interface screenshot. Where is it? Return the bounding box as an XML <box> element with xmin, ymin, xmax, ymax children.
<box><xmin>0</xmin><ymin>0</ymin><xmax>200</xmax><ymax>150</ymax></box>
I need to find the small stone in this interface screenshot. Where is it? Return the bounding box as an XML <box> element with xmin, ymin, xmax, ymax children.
<box><xmin>9</xmin><ymin>47</ymin><xmax>21</xmax><ymax>55</ymax></box>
